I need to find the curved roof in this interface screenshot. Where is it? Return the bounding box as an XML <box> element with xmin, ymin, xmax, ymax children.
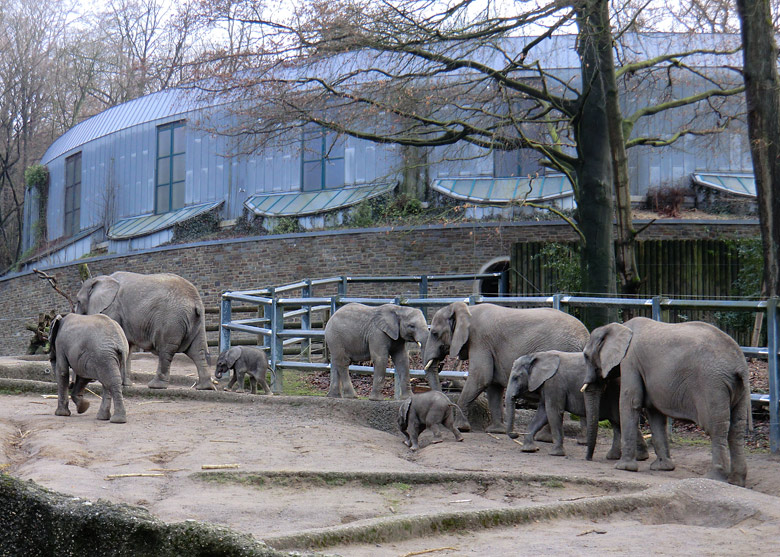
<box><xmin>40</xmin><ymin>88</ymin><xmax>207</xmax><ymax>165</ymax></box>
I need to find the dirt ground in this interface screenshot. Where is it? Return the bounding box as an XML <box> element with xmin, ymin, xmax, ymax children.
<box><xmin>2</xmin><ymin>354</ymin><xmax>780</xmax><ymax>556</ymax></box>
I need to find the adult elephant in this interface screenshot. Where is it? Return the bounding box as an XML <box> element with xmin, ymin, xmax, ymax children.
<box><xmin>422</xmin><ymin>302</ymin><xmax>590</xmax><ymax>433</ymax></box>
<box><xmin>324</xmin><ymin>303</ymin><xmax>428</xmax><ymax>400</ymax></box>
<box><xmin>75</xmin><ymin>271</ymin><xmax>214</xmax><ymax>390</ymax></box>
<box><xmin>581</xmin><ymin>317</ymin><xmax>750</xmax><ymax>486</ymax></box>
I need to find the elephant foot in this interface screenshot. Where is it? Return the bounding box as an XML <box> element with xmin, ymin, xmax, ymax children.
<box><xmin>455</xmin><ymin>435</ymin><xmax>464</xmax><ymax>442</ymax></box>
<box><xmin>549</xmin><ymin>447</ymin><xmax>566</xmax><ymax>457</ymax></box>
<box><xmin>534</xmin><ymin>428</ymin><xmax>553</xmax><ymax>444</ymax></box>
<box><xmin>236</xmin><ymin>388</ymin><xmax>245</xmax><ymax>393</ymax></box>
<box><xmin>368</xmin><ymin>393</ymin><xmax>384</xmax><ymax>401</ymax></box>
<box><xmin>727</xmin><ymin>471</ymin><xmax>746</xmax><ymax>488</ymax></box>
<box><xmin>576</xmin><ymin>432</ymin><xmax>588</xmax><ymax>446</ymax></box>
<box><xmin>521</xmin><ymin>442</ymin><xmax>539</xmax><ymax>453</ymax></box>
<box><xmin>195</xmin><ymin>379</ymin><xmax>216</xmax><ymax>391</ymax></box>
<box><xmin>122</xmin><ymin>379</ymin><xmax>133</xmax><ymax>387</ymax></box>
<box><xmin>615</xmin><ymin>459</ymin><xmax>639</xmax><ymax>472</ymax></box>
<box><xmin>74</xmin><ymin>399</ymin><xmax>90</xmax><ymax>414</ymax></box>
<box><xmin>649</xmin><ymin>457</ymin><xmax>675</xmax><ymax>471</ymax></box>
<box><xmin>507</xmin><ymin>431</ymin><xmax>520</xmax><ymax>440</ymax></box>
<box><xmin>636</xmin><ymin>448</ymin><xmax>650</xmax><ymax>461</ymax></box>
<box><xmin>326</xmin><ymin>390</ymin><xmax>341</xmax><ymax>398</ymax></box>
<box><xmin>431</xmin><ymin>437</ymin><xmax>443</xmax><ymax>444</ymax></box>
<box><xmin>110</xmin><ymin>414</ymin><xmax>127</xmax><ymax>424</ymax></box>
<box><xmin>96</xmin><ymin>411</ymin><xmax>110</xmax><ymax>421</ymax></box>
<box><xmin>485</xmin><ymin>423</ymin><xmax>505</xmax><ymax>434</ymax></box>
<box><xmin>55</xmin><ymin>407</ymin><xmax>71</xmax><ymax>417</ymax></box>
<box><xmin>147</xmin><ymin>377</ymin><xmax>169</xmax><ymax>389</ymax></box>
<box><xmin>605</xmin><ymin>448</ymin><xmax>622</xmax><ymax>460</ymax></box>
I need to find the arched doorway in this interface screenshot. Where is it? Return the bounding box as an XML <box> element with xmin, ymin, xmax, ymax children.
<box><xmin>474</xmin><ymin>257</ymin><xmax>510</xmax><ymax>297</ymax></box>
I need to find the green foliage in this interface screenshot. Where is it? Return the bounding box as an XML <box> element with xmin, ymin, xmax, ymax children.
<box><xmin>24</xmin><ymin>164</ymin><xmax>49</xmax><ymax>189</ymax></box>
<box><xmin>533</xmin><ymin>243</ymin><xmax>581</xmax><ymax>294</ymax></box>
<box><xmin>171</xmin><ymin>210</ymin><xmax>221</xmax><ymax>242</ymax></box>
<box><xmin>270</xmin><ymin>216</ymin><xmax>302</xmax><ymax>235</ymax></box>
<box><xmin>715</xmin><ymin>238</ymin><xmax>764</xmax><ymax>339</ymax></box>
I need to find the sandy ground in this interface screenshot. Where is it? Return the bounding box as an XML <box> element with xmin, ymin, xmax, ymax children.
<box><xmin>1</xmin><ymin>354</ymin><xmax>780</xmax><ymax>556</ymax></box>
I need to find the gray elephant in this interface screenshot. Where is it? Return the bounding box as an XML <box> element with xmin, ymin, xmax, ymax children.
<box><xmin>398</xmin><ymin>390</ymin><xmax>465</xmax><ymax>450</ymax></box>
<box><xmin>324</xmin><ymin>303</ymin><xmax>428</xmax><ymax>400</ymax></box>
<box><xmin>422</xmin><ymin>302</ymin><xmax>589</xmax><ymax>433</ymax></box>
<box><xmin>49</xmin><ymin>313</ymin><xmax>130</xmax><ymax>423</ymax></box>
<box><xmin>215</xmin><ymin>346</ymin><xmax>272</xmax><ymax>395</ymax></box>
<box><xmin>581</xmin><ymin>317</ymin><xmax>751</xmax><ymax>486</ymax></box>
<box><xmin>505</xmin><ymin>351</ymin><xmax>649</xmax><ymax>460</ymax></box>
<box><xmin>75</xmin><ymin>271</ymin><xmax>214</xmax><ymax>390</ymax></box>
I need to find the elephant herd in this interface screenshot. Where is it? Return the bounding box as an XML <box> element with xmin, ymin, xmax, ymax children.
<box><xmin>48</xmin><ymin>271</ymin><xmax>751</xmax><ymax>487</ymax></box>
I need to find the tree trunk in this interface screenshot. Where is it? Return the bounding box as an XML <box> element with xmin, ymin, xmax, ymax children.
<box><xmin>574</xmin><ymin>0</ymin><xmax>619</xmax><ymax>328</ymax></box>
<box><xmin>736</xmin><ymin>0</ymin><xmax>780</xmax><ymax>297</ymax></box>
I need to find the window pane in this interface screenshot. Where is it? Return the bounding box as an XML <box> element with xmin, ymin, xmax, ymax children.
<box><xmin>172</xmin><ymin>181</ymin><xmax>185</xmax><ymax>210</ymax></box>
<box><xmin>303</xmin><ymin>134</ymin><xmax>322</xmax><ymax>162</ymax></box>
<box><xmin>325</xmin><ymin>133</ymin><xmax>345</xmax><ymax>158</ymax></box>
<box><xmin>158</xmin><ymin>128</ymin><xmax>171</xmax><ymax>157</ymax></box>
<box><xmin>173</xmin><ymin>124</ymin><xmax>185</xmax><ymax>154</ymax></box>
<box><xmin>157</xmin><ymin>158</ymin><xmax>171</xmax><ymax>186</ymax></box>
<box><xmin>73</xmin><ymin>183</ymin><xmax>81</xmax><ymax>210</ymax></box>
<box><xmin>325</xmin><ymin>158</ymin><xmax>345</xmax><ymax>188</ymax></box>
<box><xmin>303</xmin><ymin>160</ymin><xmax>322</xmax><ymax>191</ymax></box>
<box><xmin>156</xmin><ymin>184</ymin><xmax>170</xmax><ymax>213</ymax></box>
<box><xmin>74</xmin><ymin>155</ymin><xmax>82</xmax><ymax>184</ymax></box>
<box><xmin>65</xmin><ymin>189</ymin><xmax>73</xmax><ymax>213</ymax></box>
<box><xmin>66</xmin><ymin>159</ymin><xmax>74</xmax><ymax>186</ymax></box>
<box><xmin>72</xmin><ymin>208</ymin><xmax>80</xmax><ymax>232</ymax></box>
<box><xmin>64</xmin><ymin>212</ymin><xmax>72</xmax><ymax>237</ymax></box>
<box><xmin>172</xmin><ymin>154</ymin><xmax>185</xmax><ymax>182</ymax></box>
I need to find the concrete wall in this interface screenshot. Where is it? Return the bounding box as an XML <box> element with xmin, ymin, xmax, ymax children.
<box><xmin>0</xmin><ymin>220</ymin><xmax>759</xmax><ymax>355</ymax></box>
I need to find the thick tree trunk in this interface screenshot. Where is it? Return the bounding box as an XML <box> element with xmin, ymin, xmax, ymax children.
<box><xmin>575</xmin><ymin>0</ymin><xmax>619</xmax><ymax>328</ymax></box>
<box><xmin>737</xmin><ymin>0</ymin><xmax>780</xmax><ymax>297</ymax></box>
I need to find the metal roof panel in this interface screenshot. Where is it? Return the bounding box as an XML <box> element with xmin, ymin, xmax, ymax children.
<box><xmin>106</xmin><ymin>200</ymin><xmax>223</xmax><ymax>240</ymax></box>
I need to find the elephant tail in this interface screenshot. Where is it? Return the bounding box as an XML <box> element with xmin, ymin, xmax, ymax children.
<box><xmin>744</xmin><ymin>373</ymin><xmax>753</xmax><ymax>433</ymax></box>
<box><xmin>448</xmin><ymin>402</ymin><xmax>467</xmax><ymax>423</ymax></box>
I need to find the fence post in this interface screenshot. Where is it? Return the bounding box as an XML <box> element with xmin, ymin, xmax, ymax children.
<box><xmin>302</xmin><ymin>279</ymin><xmax>312</xmax><ymax>361</ymax></box>
<box><xmin>219</xmin><ymin>296</ymin><xmax>232</xmax><ymax>354</ymax></box>
<box><xmin>651</xmin><ymin>296</ymin><xmax>662</xmax><ymax>321</ymax></box>
<box><xmin>419</xmin><ymin>275</ymin><xmax>428</xmax><ymax>320</ymax></box>
<box><xmin>499</xmin><ymin>270</ymin><xmax>508</xmax><ymax>296</ymax></box>
<box><xmin>270</xmin><ymin>288</ymin><xmax>284</xmax><ymax>393</ymax></box>
<box><xmin>768</xmin><ymin>297</ymin><xmax>779</xmax><ymax>453</ymax></box>
<box><xmin>339</xmin><ymin>276</ymin><xmax>348</xmax><ymax>297</ymax></box>
<box><xmin>552</xmin><ymin>293</ymin><xmax>562</xmax><ymax>311</ymax></box>
<box><xmin>394</xmin><ymin>296</ymin><xmax>403</xmax><ymax>400</ymax></box>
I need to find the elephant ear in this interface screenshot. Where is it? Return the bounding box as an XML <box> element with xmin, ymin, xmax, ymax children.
<box><xmin>448</xmin><ymin>302</ymin><xmax>472</xmax><ymax>358</ymax></box>
<box><xmin>527</xmin><ymin>353</ymin><xmax>561</xmax><ymax>392</ymax></box>
<box><xmin>87</xmin><ymin>276</ymin><xmax>121</xmax><ymax>314</ymax></box>
<box><xmin>48</xmin><ymin>314</ymin><xmax>64</xmax><ymax>354</ymax></box>
<box><xmin>398</xmin><ymin>398</ymin><xmax>412</xmax><ymax>430</ymax></box>
<box><xmin>377</xmin><ymin>305</ymin><xmax>400</xmax><ymax>341</ymax></box>
<box><xmin>594</xmin><ymin>323</ymin><xmax>633</xmax><ymax>378</ymax></box>
<box><xmin>224</xmin><ymin>347</ymin><xmax>242</xmax><ymax>368</ymax></box>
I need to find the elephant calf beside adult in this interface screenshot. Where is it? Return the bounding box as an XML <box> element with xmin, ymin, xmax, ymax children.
<box><xmin>422</xmin><ymin>302</ymin><xmax>590</xmax><ymax>433</ymax></box>
<box><xmin>581</xmin><ymin>317</ymin><xmax>751</xmax><ymax>486</ymax></box>
<box><xmin>75</xmin><ymin>271</ymin><xmax>214</xmax><ymax>390</ymax></box>
<box><xmin>324</xmin><ymin>303</ymin><xmax>428</xmax><ymax>400</ymax></box>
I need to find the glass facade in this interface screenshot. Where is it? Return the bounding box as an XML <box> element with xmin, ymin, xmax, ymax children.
<box><xmin>64</xmin><ymin>152</ymin><xmax>82</xmax><ymax>237</ymax></box>
<box><xmin>156</xmin><ymin>121</ymin><xmax>186</xmax><ymax>213</ymax></box>
<box><xmin>301</xmin><ymin>124</ymin><xmax>345</xmax><ymax>191</ymax></box>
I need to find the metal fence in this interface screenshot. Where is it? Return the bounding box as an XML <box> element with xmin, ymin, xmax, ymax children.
<box><xmin>219</xmin><ymin>274</ymin><xmax>779</xmax><ymax>453</ymax></box>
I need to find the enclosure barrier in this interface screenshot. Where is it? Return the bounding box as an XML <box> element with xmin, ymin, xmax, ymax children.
<box><xmin>220</xmin><ymin>275</ymin><xmax>779</xmax><ymax>453</ymax></box>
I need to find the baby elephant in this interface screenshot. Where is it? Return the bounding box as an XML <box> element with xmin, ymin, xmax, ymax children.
<box><xmin>49</xmin><ymin>313</ymin><xmax>129</xmax><ymax>423</ymax></box>
<box><xmin>215</xmin><ymin>346</ymin><xmax>272</xmax><ymax>394</ymax></box>
<box><xmin>398</xmin><ymin>390</ymin><xmax>465</xmax><ymax>450</ymax></box>
<box><xmin>505</xmin><ymin>351</ymin><xmax>648</xmax><ymax>459</ymax></box>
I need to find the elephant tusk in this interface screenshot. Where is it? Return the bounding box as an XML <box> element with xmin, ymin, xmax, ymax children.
<box><xmin>580</xmin><ymin>383</ymin><xmax>588</xmax><ymax>393</ymax></box>
<box><xmin>424</xmin><ymin>360</ymin><xmax>433</xmax><ymax>371</ymax></box>
<box><xmin>416</xmin><ymin>342</ymin><xmax>422</xmax><ymax>348</ymax></box>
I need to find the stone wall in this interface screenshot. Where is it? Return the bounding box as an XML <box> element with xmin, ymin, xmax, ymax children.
<box><xmin>0</xmin><ymin>220</ymin><xmax>759</xmax><ymax>355</ymax></box>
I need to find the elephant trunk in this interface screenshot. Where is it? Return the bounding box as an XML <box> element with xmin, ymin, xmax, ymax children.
<box><xmin>505</xmin><ymin>388</ymin><xmax>519</xmax><ymax>439</ymax></box>
<box><xmin>583</xmin><ymin>387</ymin><xmax>602</xmax><ymax>461</ymax></box>
<box><xmin>424</xmin><ymin>361</ymin><xmax>442</xmax><ymax>391</ymax></box>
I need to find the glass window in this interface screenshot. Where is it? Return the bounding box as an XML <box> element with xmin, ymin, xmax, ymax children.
<box><xmin>156</xmin><ymin>121</ymin><xmax>186</xmax><ymax>214</ymax></box>
<box><xmin>301</xmin><ymin>124</ymin><xmax>344</xmax><ymax>191</ymax></box>
<box><xmin>64</xmin><ymin>152</ymin><xmax>82</xmax><ymax>237</ymax></box>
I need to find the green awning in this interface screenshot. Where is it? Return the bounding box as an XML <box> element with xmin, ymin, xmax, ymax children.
<box><xmin>431</xmin><ymin>175</ymin><xmax>573</xmax><ymax>203</ymax></box>
<box><xmin>244</xmin><ymin>183</ymin><xmax>395</xmax><ymax>217</ymax></box>
<box><xmin>691</xmin><ymin>172</ymin><xmax>755</xmax><ymax>197</ymax></box>
<box><xmin>107</xmin><ymin>200</ymin><xmax>224</xmax><ymax>240</ymax></box>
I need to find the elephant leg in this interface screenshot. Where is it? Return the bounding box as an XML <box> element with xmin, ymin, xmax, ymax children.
<box><xmin>148</xmin><ymin>345</ymin><xmax>176</xmax><ymax>389</ymax></box>
<box><xmin>706</xmin><ymin>416</ymin><xmax>732</xmax><ymax>482</ymax></box>
<box><xmin>454</xmin><ymin>369</ymin><xmax>491</xmax><ymax>432</ymax></box>
<box><xmin>369</xmin><ymin>351</ymin><xmax>389</xmax><ymax>401</ymax></box>
<box><xmin>522</xmin><ymin>405</ymin><xmax>549</xmax><ymax>453</ymax></box>
<box><xmin>429</xmin><ymin>423</ymin><xmax>445</xmax><ymax>443</ymax></box>
<box><xmin>390</xmin><ymin>348</ymin><xmax>411</xmax><ymax>399</ymax></box>
<box><xmin>225</xmin><ymin>372</ymin><xmax>237</xmax><ymax>392</ymax></box>
<box><xmin>258</xmin><ymin>370</ymin><xmax>272</xmax><ymax>395</ymax></box>
<box><xmin>606</xmin><ymin>420</ymin><xmax>622</xmax><ymax>460</ymax></box>
<box><xmin>185</xmin><ymin>338</ymin><xmax>216</xmax><ymax>390</ymax></box>
<box><xmin>615</xmin><ymin>385</ymin><xmax>643</xmax><ymax>472</ymax></box>
<box><xmin>485</xmin><ymin>383</ymin><xmax>507</xmax><ymax>433</ymax></box>
<box><xmin>327</xmin><ymin>356</ymin><xmax>346</xmax><ymax>398</ymax></box>
<box><xmin>106</xmin><ymin>372</ymin><xmax>127</xmax><ymax>423</ymax></box>
<box><xmin>727</xmin><ymin>403</ymin><xmax>747</xmax><ymax>487</ymax></box>
<box><xmin>409</xmin><ymin>423</ymin><xmax>422</xmax><ymax>451</ymax></box>
<box><xmin>96</xmin><ymin>389</ymin><xmax>111</xmax><ymax>421</ymax></box>
<box><xmin>71</xmin><ymin>375</ymin><xmax>91</xmax><ymax>414</ymax></box>
<box><xmin>547</xmin><ymin>408</ymin><xmax>566</xmax><ymax>457</ymax></box>
<box><xmin>576</xmin><ymin>418</ymin><xmax>588</xmax><ymax>445</ymax></box>
<box><xmin>55</xmin><ymin>358</ymin><xmax>72</xmax><ymax>417</ymax></box>
<box><xmin>647</xmin><ymin>409</ymin><xmax>675</xmax><ymax>471</ymax></box>
<box><xmin>443</xmin><ymin>410</ymin><xmax>464</xmax><ymax>442</ymax></box>
<box><xmin>248</xmin><ymin>375</ymin><xmax>258</xmax><ymax>395</ymax></box>
<box><xmin>122</xmin><ymin>346</ymin><xmax>133</xmax><ymax>387</ymax></box>
<box><xmin>236</xmin><ymin>370</ymin><xmax>246</xmax><ymax>393</ymax></box>
<box><xmin>340</xmin><ymin>363</ymin><xmax>358</xmax><ymax>399</ymax></box>
<box><xmin>635</xmin><ymin>425</ymin><xmax>650</xmax><ymax>461</ymax></box>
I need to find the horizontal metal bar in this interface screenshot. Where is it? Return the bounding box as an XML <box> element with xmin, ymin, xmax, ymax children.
<box><xmin>275</xmin><ymin>360</ymin><xmax>468</xmax><ymax>380</ymax></box>
<box><xmin>277</xmin><ymin>329</ymin><xmax>324</xmax><ymax>339</ymax></box>
<box><xmin>427</xmin><ymin>273</ymin><xmax>501</xmax><ymax>282</ymax></box>
<box><xmin>346</xmin><ymin>276</ymin><xmax>423</xmax><ymax>283</ymax></box>
<box><xmin>273</xmin><ymin>280</ymin><xmax>311</xmax><ymax>293</ymax></box>
<box><xmin>310</xmin><ymin>277</ymin><xmax>344</xmax><ymax>287</ymax></box>
<box><xmin>223</xmin><ymin>293</ymin><xmax>273</xmax><ymax>305</ymax></box>
<box><xmin>231</xmin><ymin>317</ymin><xmax>269</xmax><ymax>326</ymax></box>
<box><xmin>222</xmin><ymin>323</ymin><xmax>271</xmax><ymax>336</ymax></box>
<box><xmin>751</xmin><ymin>394</ymin><xmax>770</xmax><ymax>403</ymax></box>
<box><xmin>278</xmin><ymin>297</ymin><xmax>334</xmax><ymax>306</ymax></box>
<box><xmin>742</xmin><ymin>347</ymin><xmax>769</xmax><ymax>358</ymax></box>
<box><xmin>338</xmin><ymin>297</ymin><xmax>398</xmax><ymax>305</ymax></box>
<box><xmin>664</xmin><ymin>299</ymin><xmax>768</xmax><ymax>311</ymax></box>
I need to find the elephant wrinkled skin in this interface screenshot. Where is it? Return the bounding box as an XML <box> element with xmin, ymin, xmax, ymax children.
<box><xmin>75</xmin><ymin>271</ymin><xmax>214</xmax><ymax>390</ymax></box>
<box><xmin>324</xmin><ymin>303</ymin><xmax>428</xmax><ymax>400</ymax></box>
<box><xmin>423</xmin><ymin>302</ymin><xmax>590</xmax><ymax>433</ymax></box>
<box><xmin>398</xmin><ymin>390</ymin><xmax>465</xmax><ymax>450</ymax></box>
<box><xmin>215</xmin><ymin>346</ymin><xmax>272</xmax><ymax>395</ymax></box>
<box><xmin>49</xmin><ymin>313</ymin><xmax>129</xmax><ymax>423</ymax></box>
<box><xmin>582</xmin><ymin>317</ymin><xmax>751</xmax><ymax>486</ymax></box>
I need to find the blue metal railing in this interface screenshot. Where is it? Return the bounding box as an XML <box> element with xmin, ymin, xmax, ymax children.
<box><xmin>220</xmin><ymin>274</ymin><xmax>779</xmax><ymax>453</ymax></box>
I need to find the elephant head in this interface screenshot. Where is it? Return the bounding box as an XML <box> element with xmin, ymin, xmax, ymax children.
<box><xmin>376</xmin><ymin>305</ymin><xmax>429</xmax><ymax>349</ymax></box>
<box><xmin>215</xmin><ymin>346</ymin><xmax>242</xmax><ymax>379</ymax></box>
<box><xmin>581</xmin><ymin>323</ymin><xmax>633</xmax><ymax>460</ymax></box>
<box><xmin>422</xmin><ymin>302</ymin><xmax>471</xmax><ymax>389</ymax></box>
<box><xmin>75</xmin><ymin>276</ymin><xmax>121</xmax><ymax>316</ymax></box>
<box><xmin>505</xmin><ymin>353</ymin><xmax>560</xmax><ymax>438</ymax></box>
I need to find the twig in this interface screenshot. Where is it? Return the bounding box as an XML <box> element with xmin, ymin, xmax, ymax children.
<box><xmin>401</xmin><ymin>548</ymin><xmax>459</xmax><ymax>557</ymax></box>
<box><xmin>137</xmin><ymin>401</ymin><xmax>171</xmax><ymax>406</ymax></box>
<box><xmin>577</xmin><ymin>529</ymin><xmax>607</xmax><ymax>536</ymax></box>
<box><xmin>85</xmin><ymin>388</ymin><xmax>99</xmax><ymax>398</ymax></box>
<box><xmin>209</xmin><ymin>440</ymin><xmax>240</xmax><ymax>444</ymax></box>
<box><xmin>41</xmin><ymin>394</ymin><xmax>58</xmax><ymax>399</ymax></box>
<box><xmin>449</xmin><ymin>499</ymin><xmax>471</xmax><ymax>504</ymax></box>
<box><xmin>105</xmin><ymin>473</ymin><xmax>165</xmax><ymax>480</ymax></box>
<box><xmin>33</xmin><ymin>269</ymin><xmax>75</xmax><ymax>312</ymax></box>
<box><xmin>201</xmin><ymin>464</ymin><xmax>240</xmax><ymax>470</ymax></box>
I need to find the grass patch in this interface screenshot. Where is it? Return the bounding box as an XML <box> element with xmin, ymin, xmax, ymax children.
<box><xmin>281</xmin><ymin>370</ymin><xmax>325</xmax><ymax>397</ymax></box>
<box><xmin>541</xmin><ymin>479</ymin><xmax>565</xmax><ymax>489</ymax></box>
